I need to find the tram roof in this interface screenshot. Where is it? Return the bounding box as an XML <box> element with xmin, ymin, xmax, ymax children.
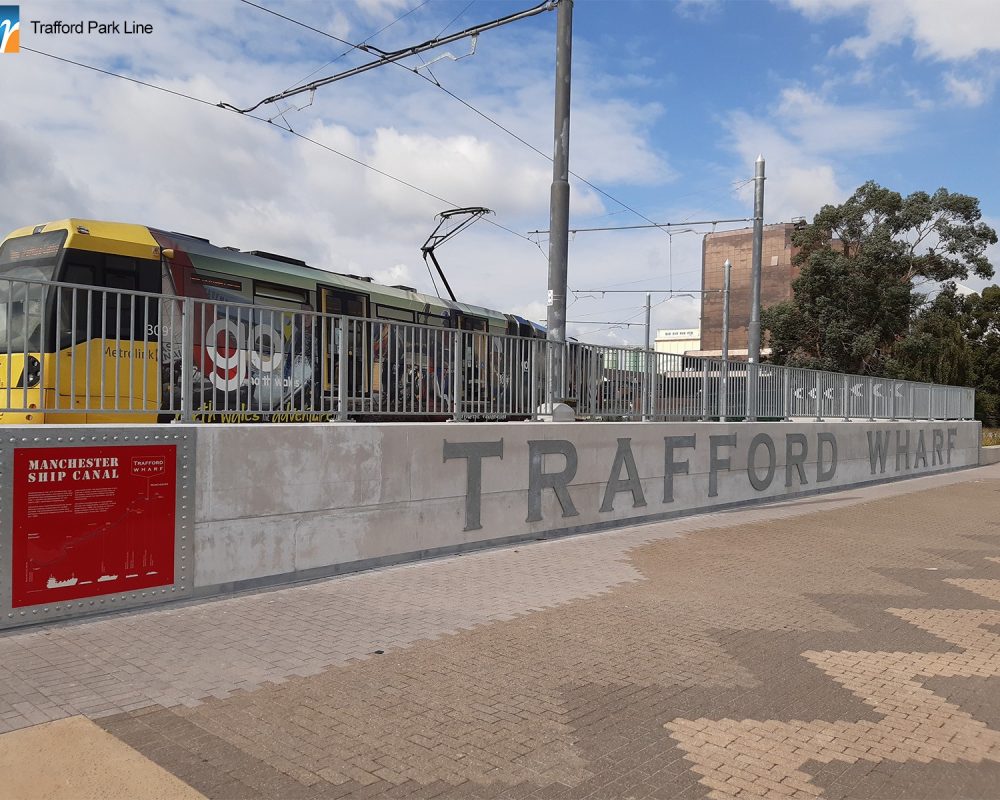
<box><xmin>154</xmin><ymin>226</ymin><xmax>509</xmax><ymax>323</ymax></box>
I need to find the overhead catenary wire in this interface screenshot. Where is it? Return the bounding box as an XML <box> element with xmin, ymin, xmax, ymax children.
<box><xmin>21</xmin><ymin>46</ymin><xmax>538</xmax><ymax>250</ymax></box>
<box><xmin>238</xmin><ymin>0</ymin><xmax>358</xmax><ymax>49</ymax></box>
<box><xmin>554</xmin><ymin>320</ymin><xmax>645</xmax><ymax>326</ymax></box>
<box><xmin>22</xmin><ymin>46</ymin><xmax>220</xmax><ymax>109</ymax></box>
<box><xmin>593</xmin><ymin>270</ymin><xmax>702</xmax><ymax>291</ymax></box>
<box><xmin>571</xmin><ymin>288</ymin><xmax>721</xmax><ymax>294</ymax></box>
<box><xmin>582</xmin><ymin>297</ymin><xmax>673</xmax><ymax>336</ymax></box>
<box><xmin>568</xmin><ymin>176</ymin><xmax>752</xmax><ymax>228</ymax></box>
<box><xmin>240</xmin><ymin>0</ymin><xmax>435</xmax><ymax>93</ymax></box>
<box><xmin>237</xmin><ymin>0</ymin><xmax>693</xmax><ymax>238</ymax></box>
<box><xmin>529</xmin><ymin>217</ymin><xmax>752</xmax><ymax>235</ymax></box>
<box><xmin>432</xmin><ymin>0</ymin><xmax>479</xmax><ymax>39</ymax></box>
<box><xmin>221</xmin><ymin>0</ymin><xmax>558</xmax><ymax>114</ymax></box>
<box><xmin>570</xmin><ymin>304</ymin><xmax>648</xmax><ymax>318</ymax></box>
<box><xmin>26</xmin><ymin>43</ymin><xmax>730</xmax><ymax>351</ymax></box>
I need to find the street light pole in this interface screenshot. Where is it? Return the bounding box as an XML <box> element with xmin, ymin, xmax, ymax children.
<box><xmin>721</xmin><ymin>259</ymin><xmax>731</xmax><ymax>419</ymax></box>
<box><xmin>721</xmin><ymin>259</ymin><xmax>732</xmax><ymax>364</ymax></box>
<box><xmin>746</xmin><ymin>154</ymin><xmax>765</xmax><ymax>421</ymax></box>
<box><xmin>747</xmin><ymin>155</ymin><xmax>765</xmax><ymax>364</ymax></box>
<box><xmin>644</xmin><ymin>291</ymin><xmax>651</xmax><ymax>420</ymax></box>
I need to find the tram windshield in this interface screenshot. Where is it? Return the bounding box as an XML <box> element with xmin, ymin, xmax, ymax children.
<box><xmin>0</xmin><ymin>231</ymin><xmax>66</xmax><ymax>352</ymax></box>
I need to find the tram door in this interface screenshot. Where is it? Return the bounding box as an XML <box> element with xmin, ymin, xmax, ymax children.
<box><xmin>320</xmin><ymin>287</ymin><xmax>368</xmax><ymax>400</ymax></box>
<box><xmin>57</xmin><ymin>252</ymin><xmax>162</xmax><ymax>422</ymax></box>
<box><xmin>454</xmin><ymin>313</ymin><xmax>489</xmax><ymax>404</ymax></box>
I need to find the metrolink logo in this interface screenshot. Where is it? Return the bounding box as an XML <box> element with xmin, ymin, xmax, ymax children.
<box><xmin>0</xmin><ymin>6</ymin><xmax>19</xmax><ymax>53</ymax></box>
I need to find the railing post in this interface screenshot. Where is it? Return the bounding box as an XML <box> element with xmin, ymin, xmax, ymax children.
<box><xmin>588</xmin><ymin>348</ymin><xmax>599</xmax><ymax>419</ymax></box>
<box><xmin>452</xmin><ymin>329</ymin><xmax>464</xmax><ymax>421</ymax></box>
<box><xmin>928</xmin><ymin>383</ymin><xmax>933</xmax><ymax>420</ymax></box>
<box><xmin>814</xmin><ymin>371</ymin><xmax>822</xmax><ymax>421</ymax></box>
<box><xmin>646</xmin><ymin>350</ymin><xmax>657</xmax><ymax>421</ymax></box>
<box><xmin>336</xmin><ymin>317</ymin><xmax>349</xmax><ymax>421</ymax></box>
<box><xmin>180</xmin><ymin>297</ymin><xmax>194</xmax><ymax>422</ymax></box>
<box><xmin>720</xmin><ymin>358</ymin><xmax>729</xmax><ymax>420</ymax></box>
<box><xmin>890</xmin><ymin>380</ymin><xmax>896</xmax><ymax>421</ymax></box>
<box><xmin>746</xmin><ymin>361</ymin><xmax>758</xmax><ymax>422</ymax></box>
<box><xmin>701</xmin><ymin>359</ymin><xmax>710</xmax><ymax>421</ymax></box>
<box><xmin>528</xmin><ymin>339</ymin><xmax>539</xmax><ymax>420</ymax></box>
<box><xmin>910</xmin><ymin>382</ymin><xmax>915</xmax><ymax>420</ymax></box>
<box><xmin>781</xmin><ymin>366</ymin><xmax>790</xmax><ymax>420</ymax></box>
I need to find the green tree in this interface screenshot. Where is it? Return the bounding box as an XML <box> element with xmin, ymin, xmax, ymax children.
<box><xmin>763</xmin><ymin>181</ymin><xmax>996</xmax><ymax>375</ymax></box>
<box><xmin>967</xmin><ymin>287</ymin><xmax>1000</xmax><ymax>422</ymax></box>
<box><xmin>888</xmin><ymin>285</ymin><xmax>1000</xmax><ymax>423</ymax></box>
<box><xmin>887</xmin><ymin>286</ymin><xmax>972</xmax><ymax>385</ymax></box>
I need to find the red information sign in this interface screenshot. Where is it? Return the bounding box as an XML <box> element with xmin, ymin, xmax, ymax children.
<box><xmin>12</xmin><ymin>445</ymin><xmax>177</xmax><ymax>608</ymax></box>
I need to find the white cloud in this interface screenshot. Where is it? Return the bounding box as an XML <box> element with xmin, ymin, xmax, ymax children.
<box><xmin>723</xmin><ymin>85</ymin><xmax>913</xmax><ymax>222</ymax></box>
<box><xmin>0</xmin><ymin>123</ymin><xmax>90</xmax><ymax>224</ymax></box>
<box><xmin>0</xmin><ymin>0</ymin><xmax>680</xmax><ymax>348</ymax></box>
<box><xmin>775</xmin><ymin>87</ymin><xmax>911</xmax><ymax>154</ymax></box>
<box><xmin>785</xmin><ymin>0</ymin><xmax>1000</xmax><ymax>61</ymax></box>
<box><xmin>674</xmin><ymin>0</ymin><xmax>724</xmax><ymax>22</ymax></box>
<box><xmin>943</xmin><ymin>72</ymin><xmax>991</xmax><ymax>107</ymax></box>
<box><xmin>370</xmin><ymin>263</ymin><xmax>417</xmax><ymax>287</ymax></box>
<box><xmin>571</xmin><ymin>100</ymin><xmax>675</xmax><ymax>186</ymax></box>
<box><xmin>354</xmin><ymin>0</ymin><xmax>413</xmax><ymax>21</ymax></box>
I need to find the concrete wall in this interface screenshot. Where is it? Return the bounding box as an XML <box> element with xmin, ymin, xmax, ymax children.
<box><xmin>980</xmin><ymin>445</ymin><xmax>1000</xmax><ymax>465</ymax></box>
<box><xmin>2</xmin><ymin>420</ymin><xmax>979</xmax><ymax>628</ymax></box>
<box><xmin>193</xmin><ymin>420</ymin><xmax>980</xmax><ymax>594</ymax></box>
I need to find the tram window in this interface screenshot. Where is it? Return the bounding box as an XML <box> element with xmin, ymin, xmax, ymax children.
<box><xmin>104</xmin><ymin>256</ymin><xmax>139</xmax><ymax>291</ymax></box>
<box><xmin>56</xmin><ymin>252</ymin><xmax>159</xmax><ymax>343</ymax></box>
<box><xmin>57</xmin><ymin>255</ymin><xmax>98</xmax><ymax>345</ymax></box>
<box><xmin>456</xmin><ymin>315</ymin><xmax>488</xmax><ymax>332</ymax></box>
<box><xmin>101</xmin><ymin>257</ymin><xmax>157</xmax><ymax>340</ymax></box>
<box><xmin>254</xmin><ymin>280</ymin><xmax>310</xmax><ymax>308</ymax></box>
<box><xmin>418</xmin><ymin>313</ymin><xmax>447</xmax><ymax>328</ymax></box>
<box><xmin>321</xmin><ymin>288</ymin><xmax>367</xmax><ymax>318</ymax></box>
<box><xmin>61</xmin><ymin>251</ymin><xmax>99</xmax><ymax>286</ymax></box>
<box><xmin>375</xmin><ymin>305</ymin><xmax>415</xmax><ymax>323</ymax></box>
<box><xmin>55</xmin><ymin>284</ymin><xmax>91</xmax><ymax>346</ymax></box>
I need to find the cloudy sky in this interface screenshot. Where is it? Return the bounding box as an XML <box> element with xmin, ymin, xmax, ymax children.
<box><xmin>3</xmin><ymin>0</ymin><xmax>999</xmax><ymax>345</ymax></box>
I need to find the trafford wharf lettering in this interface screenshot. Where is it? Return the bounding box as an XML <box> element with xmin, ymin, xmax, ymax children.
<box><xmin>443</xmin><ymin>427</ymin><xmax>959</xmax><ymax>532</ymax></box>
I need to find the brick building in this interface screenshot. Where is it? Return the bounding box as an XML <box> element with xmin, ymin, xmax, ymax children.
<box><xmin>698</xmin><ymin>222</ymin><xmax>804</xmax><ymax>357</ymax></box>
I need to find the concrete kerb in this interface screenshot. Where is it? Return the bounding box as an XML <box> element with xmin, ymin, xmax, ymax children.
<box><xmin>980</xmin><ymin>444</ymin><xmax>1000</xmax><ymax>465</ymax></box>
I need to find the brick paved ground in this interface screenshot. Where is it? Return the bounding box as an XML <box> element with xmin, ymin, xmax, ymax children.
<box><xmin>3</xmin><ymin>465</ymin><xmax>1000</xmax><ymax>799</ymax></box>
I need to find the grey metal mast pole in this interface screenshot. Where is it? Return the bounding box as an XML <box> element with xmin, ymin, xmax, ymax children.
<box><xmin>545</xmin><ymin>0</ymin><xmax>573</xmax><ymax>407</ymax></box>
<box><xmin>747</xmin><ymin>155</ymin><xmax>765</xmax><ymax>363</ymax></box>
<box><xmin>746</xmin><ymin>155</ymin><xmax>765</xmax><ymax>421</ymax></box>
<box><xmin>644</xmin><ymin>292</ymin><xmax>652</xmax><ymax>354</ymax></box>
<box><xmin>721</xmin><ymin>259</ymin><xmax>732</xmax><ymax>363</ymax></box>
<box><xmin>720</xmin><ymin>259</ymin><xmax>731</xmax><ymax>420</ymax></box>
<box><xmin>643</xmin><ymin>291</ymin><xmax>651</xmax><ymax>419</ymax></box>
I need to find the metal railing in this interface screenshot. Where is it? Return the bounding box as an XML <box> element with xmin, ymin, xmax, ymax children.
<box><xmin>0</xmin><ymin>278</ymin><xmax>976</xmax><ymax>423</ymax></box>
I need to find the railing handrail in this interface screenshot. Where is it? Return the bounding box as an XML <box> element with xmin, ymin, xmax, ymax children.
<box><xmin>0</xmin><ymin>277</ymin><xmax>977</xmax><ymax>421</ymax></box>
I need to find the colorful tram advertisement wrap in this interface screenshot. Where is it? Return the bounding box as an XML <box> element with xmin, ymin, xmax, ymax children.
<box><xmin>0</xmin><ymin>219</ymin><xmax>547</xmax><ymax>424</ymax></box>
